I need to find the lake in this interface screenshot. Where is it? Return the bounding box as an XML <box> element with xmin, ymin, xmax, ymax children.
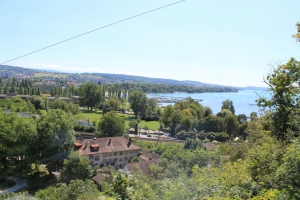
<box><xmin>146</xmin><ymin>90</ymin><xmax>271</xmax><ymax>117</ymax></box>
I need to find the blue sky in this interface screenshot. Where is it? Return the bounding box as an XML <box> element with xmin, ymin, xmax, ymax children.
<box><xmin>1</xmin><ymin>0</ymin><xmax>299</xmax><ymax>87</ymax></box>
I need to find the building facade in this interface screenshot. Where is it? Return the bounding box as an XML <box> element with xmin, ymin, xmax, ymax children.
<box><xmin>75</xmin><ymin>136</ymin><xmax>141</xmax><ymax>168</ymax></box>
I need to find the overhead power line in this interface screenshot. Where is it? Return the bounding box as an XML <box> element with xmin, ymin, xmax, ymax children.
<box><xmin>1</xmin><ymin>0</ymin><xmax>185</xmax><ymax>65</ymax></box>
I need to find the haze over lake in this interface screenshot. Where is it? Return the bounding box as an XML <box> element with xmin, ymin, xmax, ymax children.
<box><xmin>147</xmin><ymin>90</ymin><xmax>271</xmax><ymax>117</ymax></box>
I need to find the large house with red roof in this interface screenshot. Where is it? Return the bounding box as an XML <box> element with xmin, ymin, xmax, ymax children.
<box><xmin>74</xmin><ymin>137</ymin><xmax>141</xmax><ymax>168</ymax></box>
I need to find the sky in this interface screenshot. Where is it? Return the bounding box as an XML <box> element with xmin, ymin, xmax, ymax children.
<box><xmin>0</xmin><ymin>0</ymin><xmax>300</xmax><ymax>87</ymax></box>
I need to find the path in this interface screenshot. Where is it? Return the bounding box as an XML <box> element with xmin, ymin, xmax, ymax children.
<box><xmin>0</xmin><ymin>177</ymin><xmax>27</xmax><ymax>195</ymax></box>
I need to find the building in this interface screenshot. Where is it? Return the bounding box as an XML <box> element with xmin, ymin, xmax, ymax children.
<box><xmin>75</xmin><ymin>137</ymin><xmax>141</xmax><ymax>168</ymax></box>
<box><xmin>123</xmin><ymin>150</ymin><xmax>161</xmax><ymax>176</ymax></box>
<box><xmin>0</xmin><ymin>93</ymin><xmax>31</xmax><ymax>99</ymax></box>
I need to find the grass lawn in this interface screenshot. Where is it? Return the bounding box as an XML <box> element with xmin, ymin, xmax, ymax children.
<box><xmin>78</xmin><ymin>110</ymin><xmax>103</xmax><ymax>124</ymax></box>
<box><xmin>117</xmin><ymin>113</ymin><xmax>160</xmax><ymax>130</ymax></box>
<box><xmin>78</xmin><ymin>111</ymin><xmax>160</xmax><ymax>130</ymax></box>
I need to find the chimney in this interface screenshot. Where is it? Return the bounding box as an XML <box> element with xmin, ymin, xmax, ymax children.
<box><xmin>108</xmin><ymin>138</ymin><xmax>111</xmax><ymax>146</ymax></box>
<box><xmin>127</xmin><ymin>137</ymin><xmax>132</xmax><ymax>147</ymax></box>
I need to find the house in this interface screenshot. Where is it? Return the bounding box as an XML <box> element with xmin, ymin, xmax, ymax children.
<box><xmin>123</xmin><ymin>150</ymin><xmax>161</xmax><ymax>176</ymax></box>
<box><xmin>75</xmin><ymin>137</ymin><xmax>141</xmax><ymax>168</ymax></box>
<box><xmin>92</xmin><ymin>173</ymin><xmax>108</xmax><ymax>191</ymax></box>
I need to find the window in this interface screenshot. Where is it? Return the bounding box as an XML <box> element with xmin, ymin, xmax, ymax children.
<box><xmin>119</xmin><ymin>158</ymin><xmax>122</xmax><ymax>162</ymax></box>
<box><xmin>108</xmin><ymin>153</ymin><xmax>113</xmax><ymax>157</ymax></box>
<box><xmin>129</xmin><ymin>150</ymin><xmax>133</xmax><ymax>154</ymax></box>
<box><xmin>103</xmin><ymin>153</ymin><xmax>107</xmax><ymax>157</ymax></box>
<box><xmin>119</xmin><ymin>151</ymin><xmax>123</xmax><ymax>155</ymax></box>
<box><xmin>134</xmin><ymin>150</ymin><xmax>139</xmax><ymax>154</ymax></box>
<box><xmin>109</xmin><ymin>159</ymin><xmax>112</xmax><ymax>163</ymax></box>
<box><xmin>124</xmin><ymin>151</ymin><xmax>128</xmax><ymax>155</ymax></box>
<box><xmin>124</xmin><ymin>157</ymin><xmax>128</xmax><ymax>161</ymax></box>
<box><xmin>129</xmin><ymin>156</ymin><xmax>133</xmax><ymax>160</ymax></box>
<box><xmin>113</xmin><ymin>158</ymin><xmax>117</xmax><ymax>163</ymax></box>
<box><xmin>103</xmin><ymin>159</ymin><xmax>107</xmax><ymax>163</ymax></box>
<box><xmin>114</xmin><ymin>152</ymin><xmax>118</xmax><ymax>156</ymax></box>
<box><xmin>95</xmin><ymin>156</ymin><xmax>99</xmax><ymax>161</ymax></box>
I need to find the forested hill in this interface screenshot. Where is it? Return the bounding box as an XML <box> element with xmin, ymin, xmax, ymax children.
<box><xmin>1</xmin><ymin>64</ymin><xmax>241</xmax><ymax>90</ymax></box>
<box><xmin>84</xmin><ymin>73</ymin><xmax>233</xmax><ymax>88</ymax></box>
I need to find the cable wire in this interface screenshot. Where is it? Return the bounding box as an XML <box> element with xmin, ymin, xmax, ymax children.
<box><xmin>1</xmin><ymin>0</ymin><xmax>185</xmax><ymax>65</ymax></box>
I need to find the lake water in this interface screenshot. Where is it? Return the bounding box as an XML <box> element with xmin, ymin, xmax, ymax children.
<box><xmin>146</xmin><ymin>90</ymin><xmax>271</xmax><ymax>117</ymax></box>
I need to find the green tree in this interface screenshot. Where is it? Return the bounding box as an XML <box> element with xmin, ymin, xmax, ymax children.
<box><xmin>108</xmin><ymin>96</ymin><xmax>120</xmax><ymax>111</ymax></box>
<box><xmin>250</xmin><ymin>111</ymin><xmax>258</xmax><ymax>121</ymax></box>
<box><xmin>257</xmin><ymin>58</ymin><xmax>300</xmax><ymax>141</ymax></box>
<box><xmin>35</xmin><ymin>179</ymin><xmax>99</xmax><ymax>200</ymax></box>
<box><xmin>276</xmin><ymin>140</ymin><xmax>300</xmax><ymax>198</ymax></box>
<box><xmin>202</xmin><ymin>115</ymin><xmax>225</xmax><ymax>133</ymax></box>
<box><xmin>79</xmin><ymin>83</ymin><xmax>103</xmax><ymax>111</ymax></box>
<box><xmin>97</xmin><ymin>111</ymin><xmax>125</xmax><ymax>137</ymax></box>
<box><xmin>224</xmin><ymin>114</ymin><xmax>239</xmax><ymax>138</ymax></box>
<box><xmin>102</xmin><ymin>170</ymin><xmax>137</xmax><ymax>200</ymax></box>
<box><xmin>203</xmin><ymin>106</ymin><xmax>213</xmax><ymax>117</ymax></box>
<box><xmin>36</xmin><ymin>109</ymin><xmax>75</xmax><ymax>171</ymax></box>
<box><xmin>221</xmin><ymin>99</ymin><xmax>235</xmax><ymax>115</ymax></box>
<box><xmin>237</xmin><ymin>114</ymin><xmax>247</xmax><ymax>124</ymax></box>
<box><xmin>60</xmin><ymin>151</ymin><xmax>93</xmax><ymax>183</ymax></box>
<box><xmin>128</xmin><ymin>91</ymin><xmax>147</xmax><ymax>118</ymax></box>
<box><xmin>0</xmin><ymin>112</ymin><xmax>38</xmax><ymax>174</ymax></box>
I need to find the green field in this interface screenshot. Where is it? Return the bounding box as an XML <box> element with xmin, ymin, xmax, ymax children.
<box><xmin>78</xmin><ymin>111</ymin><xmax>160</xmax><ymax>130</ymax></box>
<box><xmin>79</xmin><ymin>111</ymin><xmax>103</xmax><ymax>124</ymax></box>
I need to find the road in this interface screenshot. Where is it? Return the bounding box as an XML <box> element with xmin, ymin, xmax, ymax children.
<box><xmin>0</xmin><ymin>177</ymin><xmax>27</xmax><ymax>195</ymax></box>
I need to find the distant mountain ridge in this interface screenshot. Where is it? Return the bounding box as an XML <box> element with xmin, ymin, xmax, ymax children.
<box><xmin>86</xmin><ymin>72</ymin><xmax>235</xmax><ymax>88</ymax></box>
<box><xmin>0</xmin><ymin>64</ymin><xmax>267</xmax><ymax>89</ymax></box>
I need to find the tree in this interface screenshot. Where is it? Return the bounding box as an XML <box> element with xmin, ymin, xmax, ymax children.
<box><xmin>250</xmin><ymin>112</ymin><xmax>258</xmax><ymax>121</ymax></box>
<box><xmin>0</xmin><ymin>112</ymin><xmax>38</xmax><ymax>174</ymax></box>
<box><xmin>292</xmin><ymin>22</ymin><xmax>300</xmax><ymax>42</ymax></box>
<box><xmin>202</xmin><ymin>115</ymin><xmax>225</xmax><ymax>133</ymax></box>
<box><xmin>203</xmin><ymin>106</ymin><xmax>213</xmax><ymax>117</ymax></box>
<box><xmin>128</xmin><ymin>91</ymin><xmax>147</xmax><ymax>118</ymax></box>
<box><xmin>79</xmin><ymin>83</ymin><xmax>103</xmax><ymax>111</ymax></box>
<box><xmin>102</xmin><ymin>170</ymin><xmax>137</xmax><ymax>200</ymax></box>
<box><xmin>224</xmin><ymin>114</ymin><xmax>239</xmax><ymax>138</ymax></box>
<box><xmin>221</xmin><ymin>99</ymin><xmax>235</xmax><ymax>115</ymax></box>
<box><xmin>99</xmin><ymin>101</ymin><xmax>112</xmax><ymax>115</ymax></box>
<box><xmin>237</xmin><ymin>114</ymin><xmax>247</xmax><ymax>124</ymax></box>
<box><xmin>276</xmin><ymin>140</ymin><xmax>300</xmax><ymax>198</ymax></box>
<box><xmin>36</xmin><ymin>109</ymin><xmax>75</xmax><ymax>171</ymax></box>
<box><xmin>257</xmin><ymin>58</ymin><xmax>300</xmax><ymax>141</ymax></box>
<box><xmin>129</xmin><ymin>119</ymin><xmax>139</xmax><ymax>135</ymax></box>
<box><xmin>108</xmin><ymin>96</ymin><xmax>120</xmax><ymax>111</ymax></box>
<box><xmin>35</xmin><ymin>179</ymin><xmax>99</xmax><ymax>200</ymax></box>
<box><xmin>60</xmin><ymin>152</ymin><xmax>93</xmax><ymax>183</ymax></box>
<box><xmin>97</xmin><ymin>111</ymin><xmax>125</xmax><ymax>137</ymax></box>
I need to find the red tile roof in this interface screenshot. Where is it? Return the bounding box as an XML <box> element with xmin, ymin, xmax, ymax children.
<box><xmin>77</xmin><ymin>137</ymin><xmax>141</xmax><ymax>156</ymax></box>
<box><xmin>74</xmin><ymin>142</ymin><xmax>82</xmax><ymax>147</ymax></box>
<box><xmin>125</xmin><ymin>160</ymin><xmax>159</xmax><ymax>175</ymax></box>
<box><xmin>139</xmin><ymin>150</ymin><xmax>160</xmax><ymax>161</ymax></box>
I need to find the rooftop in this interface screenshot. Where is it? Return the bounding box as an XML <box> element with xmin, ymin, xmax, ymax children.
<box><xmin>76</xmin><ymin>137</ymin><xmax>141</xmax><ymax>155</ymax></box>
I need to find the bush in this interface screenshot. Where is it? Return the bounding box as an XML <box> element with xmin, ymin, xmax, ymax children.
<box><xmin>0</xmin><ymin>177</ymin><xmax>15</xmax><ymax>189</ymax></box>
<box><xmin>74</xmin><ymin>124</ymin><xmax>85</xmax><ymax>131</ymax></box>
